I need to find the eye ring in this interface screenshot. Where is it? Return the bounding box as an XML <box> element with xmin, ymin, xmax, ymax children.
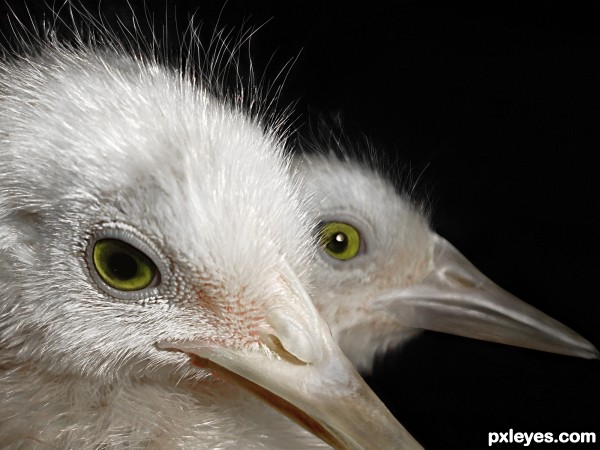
<box><xmin>85</xmin><ymin>223</ymin><xmax>168</xmax><ymax>301</ymax></box>
<box><xmin>318</xmin><ymin>221</ymin><xmax>361</xmax><ymax>261</ymax></box>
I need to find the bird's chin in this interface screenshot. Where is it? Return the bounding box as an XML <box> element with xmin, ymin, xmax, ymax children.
<box><xmin>335</xmin><ymin>319</ymin><xmax>421</xmax><ymax>373</ymax></box>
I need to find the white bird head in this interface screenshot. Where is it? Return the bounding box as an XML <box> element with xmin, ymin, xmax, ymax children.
<box><xmin>0</xmin><ymin>42</ymin><xmax>420</xmax><ymax>448</ymax></box>
<box><xmin>295</xmin><ymin>152</ymin><xmax>599</xmax><ymax>373</ymax></box>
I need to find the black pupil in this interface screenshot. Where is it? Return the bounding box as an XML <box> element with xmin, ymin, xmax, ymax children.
<box><xmin>107</xmin><ymin>252</ymin><xmax>138</xmax><ymax>280</ymax></box>
<box><xmin>327</xmin><ymin>232</ymin><xmax>348</xmax><ymax>253</ymax></box>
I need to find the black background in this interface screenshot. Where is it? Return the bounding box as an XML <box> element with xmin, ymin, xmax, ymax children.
<box><xmin>1</xmin><ymin>2</ymin><xmax>598</xmax><ymax>448</ymax></box>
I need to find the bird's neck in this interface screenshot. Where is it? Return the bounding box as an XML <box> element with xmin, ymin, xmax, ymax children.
<box><xmin>0</xmin><ymin>364</ymin><xmax>328</xmax><ymax>449</ymax></box>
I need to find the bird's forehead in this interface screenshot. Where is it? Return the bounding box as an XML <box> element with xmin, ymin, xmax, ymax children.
<box><xmin>114</xmin><ymin>156</ymin><xmax>310</xmax><ymax>274</ymax></box>
<box><xmin>299</xmin><ymin>155</ymin><xmax>428</xmax><ymax>238</ymax></box>
<box><xmin>299</xmin><ymin>155</ymin><xmax>395</xmax><ymax>213</ymax></box>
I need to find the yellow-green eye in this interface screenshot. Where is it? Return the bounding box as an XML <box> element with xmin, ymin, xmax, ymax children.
<box><xmin>319</xmin><ymin>222</ymin><xmax>361</xmax><ymax>260</ymax></box>
<box><xmin>93</xmin><ymin>239</ymin><xmax>157</xmax><ymax>291</ymax></box>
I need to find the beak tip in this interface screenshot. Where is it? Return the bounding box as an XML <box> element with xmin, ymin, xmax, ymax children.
<box><xmin>567</xmin><ymin>336</ymin><xmax>599</xmax><ymax>360</ymax></box>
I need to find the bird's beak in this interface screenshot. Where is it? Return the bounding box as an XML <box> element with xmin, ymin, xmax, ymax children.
<box><xmin>371</xmin><ymin>234</ymin><xmax>599</xmax><ymax>359</ymax></box>
<box><xmin>159</xmin><ymin>264</ymin><xmax>422</xmax><ymax>450</ymax></box>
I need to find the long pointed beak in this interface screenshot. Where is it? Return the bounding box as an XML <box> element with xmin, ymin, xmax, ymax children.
<box><xmin>371</xmin><ymin>235</ymin><xmax>599</xmax><ymax>360</ymax></box>
<box><xmin>160</xmin><ymin>264</ymin><xmax>422</xmax><ymax>450</ymax></box>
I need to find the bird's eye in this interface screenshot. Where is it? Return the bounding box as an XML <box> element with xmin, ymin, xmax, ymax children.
<box><xmin>93</xmin><ymin>239</ymin><xmax>157</xmax><ymax>291</ymax></box>
<box><xmin>319</xmin><ymin>222</ymin><xmax>361</xmax><ymax>260</ymax></box>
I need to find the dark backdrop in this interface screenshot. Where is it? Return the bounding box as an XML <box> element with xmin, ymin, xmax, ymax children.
<box><xmin>1</xmin><ymin>2</ymin><xmax>598</xmax><ymax>448</ymax></box>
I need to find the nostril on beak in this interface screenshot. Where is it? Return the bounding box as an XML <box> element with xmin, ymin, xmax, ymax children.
<box><xmin>449</xmin><ymin>272</ymin><xmax>478</xmax><ymax>289</ymax></box>
<box><xmin>266</xmin><ymin>307</ymin><xmax>322</xmax><ymax>364</ymax></box>
<box><xmin>261</xmin><ymin>334</ymin><xmax>307</xmax><ymax>365</ymax></box>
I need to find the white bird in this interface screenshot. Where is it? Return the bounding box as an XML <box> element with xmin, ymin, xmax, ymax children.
<box><xmin>295</xmin><ymin>151</ymin><xmax>599</xmax><ymax>373</ymax></box>
<box><xmin>0</xmin><ymin>39</ymin><xmax>421</xmax><ymax>448</ymax></box>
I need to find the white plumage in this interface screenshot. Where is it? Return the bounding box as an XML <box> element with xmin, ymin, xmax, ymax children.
<box><xmin>295</xmin><ymin>152</ymin><xmax>599</xmax><ymax>373</ymax></box>
<box><xmin>0</xmin><ymin>38</ymin><xmax>420</xmax><ymax>449</ymax></box>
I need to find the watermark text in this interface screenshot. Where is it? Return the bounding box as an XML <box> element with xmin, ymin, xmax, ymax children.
<box><xmin>488</xmin><ymin>430</ymin><xmax>596</xmax><ymax>446</ymax></box>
